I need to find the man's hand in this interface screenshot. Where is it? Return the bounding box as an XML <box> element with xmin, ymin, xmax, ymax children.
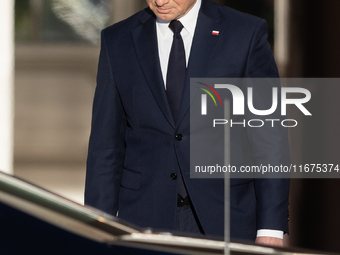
<box><xmin>255</xmin><ymin>237</ymin><xmax>284</xmax><ymax>247</ymax></box>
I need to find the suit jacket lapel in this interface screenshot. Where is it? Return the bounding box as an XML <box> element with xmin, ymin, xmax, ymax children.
<box><xmin>131</xmin><ymin>1</ymin><xmax>226</xmax><ymax>128</ymax></box>
<box><xmin>177</xmin><ymin>0</ymin><xmax>224</xmax><ymax>125</ymax></box>
<box><xmin>131</xmin><ymin>10</ymin><xmax>176</xmax><ymax>128</ymax></box>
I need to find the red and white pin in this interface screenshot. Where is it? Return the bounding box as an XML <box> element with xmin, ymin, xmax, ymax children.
<box><xmin>212</xmin><ymin>30</ymin><xmax>219</xmax><ymax>35</ymax></box>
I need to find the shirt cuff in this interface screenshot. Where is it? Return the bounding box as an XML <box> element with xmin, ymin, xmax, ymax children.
<box><xmin>256</xmin><ymin>229</ymin><xmax>284</xmax><ymax>239</ymax></box>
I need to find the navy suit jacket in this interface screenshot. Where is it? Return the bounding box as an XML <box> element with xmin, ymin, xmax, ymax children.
<box><xmin>85</xmin><ymin>0</ymin><xmax>290</xmax><ymax>241</ymax></box>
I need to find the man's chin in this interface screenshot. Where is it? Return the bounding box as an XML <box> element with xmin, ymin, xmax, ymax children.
<box><xmin>155</xmin><ymin>14</ymin><xmax>176</xmax><ymax>21</ymax></box>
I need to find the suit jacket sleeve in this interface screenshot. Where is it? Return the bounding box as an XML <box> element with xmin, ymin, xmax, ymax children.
<box><xmin>84</xmin><ymin>29</ymin><xmax>126</xmax><ymax>216</ymax></box>
<box><xmin>244</xmin><ymin>19</ymin><xmax>290</xmax><ymax>233</ymax></box>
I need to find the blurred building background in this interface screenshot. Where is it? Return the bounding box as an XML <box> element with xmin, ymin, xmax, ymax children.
<box><xmin>6</xmin><ymin>0</ymin><xmax>340</xmax><ymax>253</ymax></box>
<box><xmin>13</xmin><ymin>0</ymin><xmax>148</xmax><ymax>203</ymax></box>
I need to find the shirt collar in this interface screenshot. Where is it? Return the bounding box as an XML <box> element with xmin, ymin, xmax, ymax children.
<box><xmin>156</xmin><ymin>0</ymin><xmax>202</xmax><ymax>36</ymax></box>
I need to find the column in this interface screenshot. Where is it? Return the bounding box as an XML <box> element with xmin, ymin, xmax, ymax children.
<box><xmin>0</xmin><ymin>0</ymin><xmax>14</xmax><ymax>174</ymax></box>
<box><xmin>274</xmin><ymin>0</ymin><xmax>290</xmax><ymax>77</ymax></box>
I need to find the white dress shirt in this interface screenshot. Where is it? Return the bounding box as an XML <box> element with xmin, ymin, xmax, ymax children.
<box><xmin>156</xmin><ymin>0</ymin><xmax>201</xmax><ymax>88</ymax></box>
<box><xmin>155</xmin><ymin>0</ymin><xmax>283</xmax><ymax>240</ymax></box>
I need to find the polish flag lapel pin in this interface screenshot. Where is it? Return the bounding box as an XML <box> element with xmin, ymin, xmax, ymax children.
<box><xmin>212</xmin><ymin>30</ymin><xmax>219</xmax><ymax>35</ymax></box>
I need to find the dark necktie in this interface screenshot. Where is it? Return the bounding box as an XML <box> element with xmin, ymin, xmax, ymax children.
<box><xmin>166</xmin><ymin>20</ymin><xmax>187</xmax><ymax>199</ymax></box>
<box><xmin>166</xmin><ymin>20</ymin><xmax>186</xmax><ymax>124</ymax></box>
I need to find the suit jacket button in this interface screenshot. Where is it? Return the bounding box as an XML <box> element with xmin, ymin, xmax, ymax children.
<box><xmin>176</xmin><ymin>134</ymin><xmax>183</xmax><ymax>141</ymax></box>
<box><xmin>170</xmin><ymin>173</ymin><xmax>177</xmax><ymax>180</ymax></box>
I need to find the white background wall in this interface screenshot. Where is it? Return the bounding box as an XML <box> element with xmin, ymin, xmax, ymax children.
<box><xmin>0</xmin><ymin>0</ymin><xmax>14</xmax><ymax>174</ymax></box>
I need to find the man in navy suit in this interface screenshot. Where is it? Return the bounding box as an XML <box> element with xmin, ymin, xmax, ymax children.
<box><xmin>85</xmin><ymin>0</ymin><xmax>290</xmax><ymax>246</ymax></box>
